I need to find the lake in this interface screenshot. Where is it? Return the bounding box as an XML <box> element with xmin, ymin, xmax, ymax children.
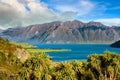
<box><xmin>35</xmin><ymin>44</ymin><xmax>120</xmax><ymax>62</ymax></box>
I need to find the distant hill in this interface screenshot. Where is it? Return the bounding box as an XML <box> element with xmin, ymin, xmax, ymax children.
<box><xmin>1</xmin><ymin>20</ymin><xmax>120</xmax><ymax>44</ymax></box>
<box><xmin>111</xmin><ymin>40</ymin><xmax>120</xmax><ymax>48</ymax></box>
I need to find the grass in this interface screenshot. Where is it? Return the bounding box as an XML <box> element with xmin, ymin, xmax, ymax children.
<box><xmin>11</xmin><ymin>42</ymin><xmax>34</xmax><ymax>48</ymax></box>
<box><xmin>27</xmin><ymin>48</ymin><xmax>71</xmax><ymax>53</ymax></box>
<box><xmin>11</xmin><ymin>42</ymin><xmax>71</xmax><ymax>53</ymax></box>
<box><xmin>0</xmin><ymin>38</ymin><xmax>120</xmax><ymax>80</ymax></box>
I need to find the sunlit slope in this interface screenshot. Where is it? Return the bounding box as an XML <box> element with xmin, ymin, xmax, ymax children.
<box><xmin>0</xmin><ymin>37</ymin><xmax>120</xmax><ymax>80</ymax></box>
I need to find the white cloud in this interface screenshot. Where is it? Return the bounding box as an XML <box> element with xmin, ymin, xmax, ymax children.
<box><xmin>25</xmin><ymin>0</ymin><xmax>57</xmax><ymax>24</ymax></box>
<box><xmin>96</xmin><ymin>18</ymin><xmax>120</xmax><ymax>26</ymax></box>
<box><xmin>0</xmin><ymin>0</ymin><xmax>57</xmax><ymax>29</ymax></box>
<box><xmin>55</xmin><ymin>0</ymin><xmax>94</xmax><ymax>16</ymax></box>
<box><xmin>0</xmin><ymin>0</ymin><xmax>94</xmax><ymax>29</ymax></box>
<box><xmin>55</xmin><ymin>6</ymin><xmax>78</xmax><ymax>13</ymax></box>
<box><xmin>0</xmin><ymin>0</ymin><xmax>27</xmax><ymax>29</ymax></box>
<box><xmin>1</xmin><ymin>0</ymin><xmax>119</xmax><ymax>29</ymax></box>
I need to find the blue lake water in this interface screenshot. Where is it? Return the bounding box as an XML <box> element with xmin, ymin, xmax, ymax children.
<box><xmin>35</xmin><ymin>44</ymin><xmax>120</xmax><ymax>62</ymax></box>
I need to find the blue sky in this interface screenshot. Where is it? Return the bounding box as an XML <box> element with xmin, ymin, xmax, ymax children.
<box><xmin>0</xmin><ymin>0</ymin><xmax>120</xmax><ymax>29</ymax></box>
<box><xmin>41</xmin><ymin>0</ymin><xmax>120</xmax><ymax>19</ymax></box>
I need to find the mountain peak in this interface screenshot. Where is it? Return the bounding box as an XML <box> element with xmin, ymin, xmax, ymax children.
<box><xmin>87</xmin><ymin>21</ymin><xmax>105</xmax><ymax>27</ymax></box>
<box><xmin>73</xmin><ymin>20</ymin><xmax>84</xmax><ymax>23</ymax></box>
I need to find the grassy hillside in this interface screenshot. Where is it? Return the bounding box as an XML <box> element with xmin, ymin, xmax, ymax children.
<box><xmin>0</xmin><ymin>37</ymin><xmax>120</xmax><ymax>80</ymax></box>
<box><xmin>0</xmin><ymin>37</ymin><xmax>31</xmax><ymax>62</ymax></box>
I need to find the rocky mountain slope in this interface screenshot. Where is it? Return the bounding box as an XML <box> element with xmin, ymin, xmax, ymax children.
<box><xmin>1</xmin><ymin>20</ymin><xmax>120</xmax><ymax>44</ymax></box>
<box><xmin>0</xmin><ymin>29</ymin><xmax>2</xmax><ymax>33</ymax></box>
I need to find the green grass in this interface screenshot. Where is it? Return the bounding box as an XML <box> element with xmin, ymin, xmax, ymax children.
<box><xmin>27</xmin><ymin>48</ymin><xmax>71</xmax><ymax>53</ymax></box>
<box><xmin>11</xmin><ymin>42</ymin><xmax>71</xmax><ymax>53</ymax></box>
<box><xmin>0</xmin><ymin>37</ymin><xmax>120</xmax><ymax>80</ymax></box>
<box><xmin>11</xmin><ymin>42</ymin><xmax>34</xmax><ymax>48</ymax></box>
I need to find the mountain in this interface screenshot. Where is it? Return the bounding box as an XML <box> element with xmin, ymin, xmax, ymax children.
<box><xmin>111</xmin><ymin>40</ymin><xmax>120</xmax><ymax>48</ymax></box>
<box><xmin>0</xmin><ymin>29</ymin><xmax>2</xmax><ymax>33</ymax></box>
<box><xmin>1</xmin><ymin>20</ymin><xmax>120</xmax><ymax>44</ymax></box>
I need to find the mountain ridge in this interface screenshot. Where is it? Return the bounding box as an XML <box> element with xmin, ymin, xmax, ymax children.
<box><xmin>1</xmin><ymin>20</ymin><xmax>120</xmax><ymax>44</ymax></box>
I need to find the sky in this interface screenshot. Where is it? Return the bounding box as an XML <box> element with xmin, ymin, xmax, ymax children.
<box><xmin>0</xmin><ymin>0</ymin><xmax>120</xmax><ymax>29</ymax></box>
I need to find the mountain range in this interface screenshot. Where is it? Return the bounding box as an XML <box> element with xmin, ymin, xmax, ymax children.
<box><xmin>0</xmin><ymin>20</ymin><xmax>120</xmax><ymax>44</ymax></box>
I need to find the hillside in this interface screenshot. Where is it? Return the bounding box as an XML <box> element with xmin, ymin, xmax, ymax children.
<box><xmin>0</xmin><ymin>37</ymin><xmax>31</xmax><ymax>79</ymax></box>
<box><xmin>0</xmin><ymin>37</ymin><xmax>120</xmax><ymax>80</ymax></box>
<box><xmin>0</xmin><ymin>37</ymin><xmax>30</xmax><ymax>62</ymax></box>
<box><xmin>1</xmin><ymin>20</ymin><xmax>120</xmax><ymax>44</ymax></box>
<box><xmin>111</xmin><ymin>40</ymin><xmax>120</xmax><ymax>48</ymax></box>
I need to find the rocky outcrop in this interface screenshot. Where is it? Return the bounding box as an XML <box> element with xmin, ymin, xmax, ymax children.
<box><xmin>1</xmin><ymin>20</ymin><xmax>120</xmax><ymax>44</ymax></box>
<box><xmin>14</xmin><ymin>48</ymin><xmax>30</xmax><ymax>62</ymax></box>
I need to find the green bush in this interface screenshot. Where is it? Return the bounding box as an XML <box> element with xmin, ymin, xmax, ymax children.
<box><xmin>0</xmin><ymin>37</ymin><xmax>120</xmax><ymax>80</ymax></box>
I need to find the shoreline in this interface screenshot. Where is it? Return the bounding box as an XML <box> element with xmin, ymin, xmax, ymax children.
<box><xmin>26</xmin><ymin>48</ymin><xmax>71</xmax><ymax>53</ymax></box>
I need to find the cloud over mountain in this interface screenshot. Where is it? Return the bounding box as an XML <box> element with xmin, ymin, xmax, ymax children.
<box><xmin>0</xmin><ymin>0</ymin><xmax>95</xmax><ymax>29</ymax></box>
<box><xmin>0</xmin><ymin>0</ymin><xmax>56</xmax><ymax>29</ymax></box>
<box><xmin>0</xmin><ymin>0</ymin><xmax>120</xmax><ymax>29</ymax></box>
<box><xmin>96</xmin><ymin>18</ymin><xmax>120</xmax><ymax>26</ymax></box>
